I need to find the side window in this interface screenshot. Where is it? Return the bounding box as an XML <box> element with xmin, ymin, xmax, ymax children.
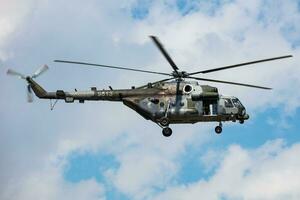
<box><xmin>224</xmin><ymin>98</ymin><xmax>233</xmax><ymax>108</ymax></box>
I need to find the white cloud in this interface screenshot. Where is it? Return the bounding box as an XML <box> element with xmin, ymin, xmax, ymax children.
<box><xmin>0</xmin><ymin>0</ymin><xmax>42</xmax><ymax>61</ymax></box>
<box><xmin>1</xmin><ymin>159</ymin><xmax>105</xmax><ymax>200</ymax></box>
<box><xmin>153</xmin><ymin>139</ymin><xmax>300</xmax><ymax>200</ymax></box>
<box><xmin>1</xmin><ymin>0</ymin><xmax>300</xmax><ymax>199</ymax></box>
<box><xmin>200</xmin><ymin>148</ymin><xmax>225</xmax><ymax>173</ymax></box>
<box><xmin>109</xmin><ymin>152</ymin><xmax>177</xmax><ymax>198</ymax></box>
<box><xmin>101</xmin><ymin>124</ymin><xmax>212</xmax><ymax>199</ymax></box>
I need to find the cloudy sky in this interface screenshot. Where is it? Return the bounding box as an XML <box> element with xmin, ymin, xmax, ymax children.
<box><xmin>1</xmin><ymin>0</ymin><xmax>300</xmax><ymax>199</ymax></box>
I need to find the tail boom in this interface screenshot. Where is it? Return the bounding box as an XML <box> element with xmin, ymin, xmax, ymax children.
<box><xmin>26</xmin><ymin>77</ymin><xmax>140</xmax><ymax>102</ymax></box>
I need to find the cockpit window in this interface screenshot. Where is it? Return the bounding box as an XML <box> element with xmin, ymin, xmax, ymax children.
<box><xmin>232</xmin><ymin>98</ymin><xmax>243</xmax><ymax>108</ymax></box>
<box><xmin>224</xmin><ymin>98</ymin><xmax>233</xmax><ymax>107</ymax></box>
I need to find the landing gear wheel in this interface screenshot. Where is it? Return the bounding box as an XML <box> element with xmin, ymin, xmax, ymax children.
<box><xmin>162</xmin><ymin>127</ymin><xmax>172</xmax><ymax>137</ymax></box>
<box><xmin>159</xmin><ymin>117</ymin><xmax>170</xmax><ymax>127</ymax></box>
<box><xmin>239</xmin><ymin>120</ymin><xmax>244</xmax><ymax>124</ymax></box>
<box><xmin>215</xmin><ymin>126</ymin><xmax>222</xmax><ymax>134</ymax></box>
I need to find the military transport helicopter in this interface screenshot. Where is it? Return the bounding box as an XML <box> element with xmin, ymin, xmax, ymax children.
<box><xmin>7</xmin><ymin>36</ymin><xmax>292</xmax><ymax>137</ymax></box>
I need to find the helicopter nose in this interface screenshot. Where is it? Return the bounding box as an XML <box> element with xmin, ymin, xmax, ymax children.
<box><xmin>241</xmin><ymin>108</ymin><xmax>246</xmax><ymax>115</ymax></box>
<box><xmin>243</xmin><ymin>114</ymin><xmax>249</xmax><ymax>120</ymax></box>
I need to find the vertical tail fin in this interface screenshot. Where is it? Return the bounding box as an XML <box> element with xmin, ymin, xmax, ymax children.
<box><xmin>26</xmin><ymin>77</ymin><xmax>48</xmax><ymax>98</ymax></box>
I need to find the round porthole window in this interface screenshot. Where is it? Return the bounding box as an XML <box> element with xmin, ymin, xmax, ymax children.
<box><xmin>183</xmin><ymin>84</ymin><xmax>193</xmax><ymax>94</ymax></box>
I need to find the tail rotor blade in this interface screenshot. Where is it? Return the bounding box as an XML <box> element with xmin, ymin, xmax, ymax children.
<box><xmin>27</xmin><ymin>85</ymin><xmax>34</xmax><ymax>103</ymax></box>
<box><xmin>32</xmin><ymin>64</ymin><xmax>49</xmax><ymax>78</ymax></box>
<box><xmin>7</xmin><ymin>69</ymin><xmax>26</xmax><ymax>79</ymax></box>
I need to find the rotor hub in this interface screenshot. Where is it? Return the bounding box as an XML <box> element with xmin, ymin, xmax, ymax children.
<box><xmin>26</xmin><ymin>76</ymin><xmax>31</xmax><ymax>82</ymax></box>
<box><xmin>172</xmin><ymin>71</ymin><xmax>188</xmax><ymax>78</ymax></box>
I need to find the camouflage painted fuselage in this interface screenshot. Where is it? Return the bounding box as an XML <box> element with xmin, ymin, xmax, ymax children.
<box><xmin>28</xmin><ymin>78</ymin><xmax>249</xmax><ymax>124</ymax></box>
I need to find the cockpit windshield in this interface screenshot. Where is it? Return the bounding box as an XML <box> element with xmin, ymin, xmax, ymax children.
<box><xmin>232</xmin><ymin>98</ymin><xmax>243</xmax><ymax>108</ymax></box>
<box><xmin>224</xmin><ymin>98</ymin><xmax>233</xmax><ymax>107</ymax></box>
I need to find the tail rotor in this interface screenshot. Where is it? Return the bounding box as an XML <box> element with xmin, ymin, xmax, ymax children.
<box><xmin>7</xmin><ymin>65</ymin><xmax>49</xmax><ymax>102</ymax></box>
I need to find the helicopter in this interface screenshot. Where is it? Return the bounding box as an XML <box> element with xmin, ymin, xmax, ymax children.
<box><xmin>7</xmin><ymin>36</ymin><xmax>292</xmax><ymax>137</ymax></box>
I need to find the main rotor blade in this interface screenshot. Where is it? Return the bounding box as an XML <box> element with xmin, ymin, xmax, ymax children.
<box><xmin>188</xmin><ymin>55</ymin><xmax>293</xmax><ymax>75</ymax></box>
<box><xmin>7</xmin><ymin>69</ymin><xmax>26</xmax><ymax>79</ymax></box>
<box><xmin>189</xmin><ymin>76</ymin><xmax>272</xmax><ymax>90</ymax></box>
<box><xmin>136</xmin><ymin>77</ymin><xmax>175</xmax><ymax>89</ymax></box>
<box><xmin>149</xmin><ymin>36</ymin><xmax>179</xmax><ymax>73</ymax></box>
<box><xmin>32</xmin><ymin>64</ymin><xmax>49</xmax><ymax>78</ymax></box>
<box><xmin>54</xmin><ymin>60</ymin><xmax>171</xmax><ymax>76</ymax></box>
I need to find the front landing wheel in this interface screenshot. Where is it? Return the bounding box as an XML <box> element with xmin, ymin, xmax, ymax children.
<box><xmin>162</xmin><ymin>127</ymin><xmax>172</xmax><ymax>137</ymax></box>
<box><xmin>215</xmin><ymin>126</ymin><xmax>222</xmax><ymax>134</ymax></box>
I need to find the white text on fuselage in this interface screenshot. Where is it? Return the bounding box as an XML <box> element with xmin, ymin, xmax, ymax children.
<box><xmin>97</xmin><ymin>91</ymin><xmax>113</xmax><ymax>97</ymax></box>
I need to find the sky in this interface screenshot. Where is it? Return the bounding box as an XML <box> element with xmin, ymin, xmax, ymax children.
<box><xmin>0</xmin><ymin>0</ymin><xmax>300</xmax><ymax>199</ymax></box>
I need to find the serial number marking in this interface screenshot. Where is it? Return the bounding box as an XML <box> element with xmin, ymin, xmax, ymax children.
<box><xmin>98</xmin><ymin>91</ymin><xmax>113</xmax><ymax>97</ymax></box>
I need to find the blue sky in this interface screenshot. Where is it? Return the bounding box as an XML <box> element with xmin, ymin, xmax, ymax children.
<box><xmin>1</xmin><ymin>0</ymin><xmax>300</xmax><ymax>200</ymax></box>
